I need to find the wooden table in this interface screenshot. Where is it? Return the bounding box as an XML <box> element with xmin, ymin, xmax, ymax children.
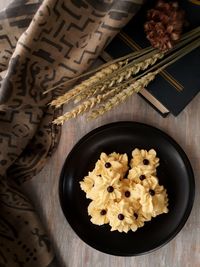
<box><xmin>2</xmin><ymin>1</ymin><xmax>200</xmax><ymax>267</ymax></box>
<box><xmin>24</xmin><ymin>92</ymin><xmax>200</xmax><ymax>267</ymax></box>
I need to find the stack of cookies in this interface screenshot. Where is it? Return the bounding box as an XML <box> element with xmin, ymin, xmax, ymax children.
<box><xmin>80</xmin><ymin>149</ymin><xmax>168</xmax><ymax>233</ymax></box>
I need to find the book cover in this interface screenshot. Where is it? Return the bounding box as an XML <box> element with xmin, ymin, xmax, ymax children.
<box><xmin>102</xmin><ymin>0</ymin><xmax>200</xmax><ymax>116</ymax></box>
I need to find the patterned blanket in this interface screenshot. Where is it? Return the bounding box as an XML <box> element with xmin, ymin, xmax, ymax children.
<box><xmin>0</xmin><ymin>0</ymin><xmax>143</xmax><ymax>266</ymax></box>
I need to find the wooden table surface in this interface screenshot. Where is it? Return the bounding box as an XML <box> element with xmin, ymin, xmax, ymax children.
<box><xmin>25</xmin><ymin>93</ymin><xmax>200</xmax><ymax>267</ymax></box>
<box><xmin>2</xmin><ymin>1</ymin><xmax>200</xmax><ymax>267</ymax></box>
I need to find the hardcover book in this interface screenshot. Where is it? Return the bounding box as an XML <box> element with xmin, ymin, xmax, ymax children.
<box><xmin>101</xmin><ymin>0</ymin><xmax>200</xmax><ymax>117</ymax></box>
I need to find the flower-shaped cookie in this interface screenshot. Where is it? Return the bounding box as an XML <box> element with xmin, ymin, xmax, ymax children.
<box><xmin>80</xmin><ymin>149</ymin><xmax>168</xmax><ymax>233</ymax></box>
<box><xmin>128</xmin><ymin>166</ymin><xmax>159</xmax><ymax>185</ymax></box>
<box><xmin>88</xmin><ymin>201</ymin><xmax>109</xmax><ymax>225</ymax></box>
<box><xmin>94</xmin><ymin>152</ymin><xmax>128</xmax><ymax>179</ymax></box>
<box><xmin>134</xmin><ymin>176</ymin><xmax>168</xmax><ymax>217</ymax></box>
<box><xmin>130</xmin><ymin>148</ymin><xmax>159</xmax><ymax>173</ymax></box>
<box><xmin>128</xmin><ymin>206</ymin><xmax>151</xmax><ymax>231</ymax></box>
<box><xmin>120</xmin><ymin>179</ymin><xmax>140</xmax><ymax>204</ymax></box>
<box><xmin>88</xmin><ymin>175</ymin><xmax>121</xmax><ymax>204</ymax></box>
<box><xmin>79</xmin><ymin>171</ymin><xmax>95</xmax><ymax>197</ymax></box>
<box><xmin>107</xmin><ymin>200</ymin><xmax>134</xmax><ymax>233</ymax></box>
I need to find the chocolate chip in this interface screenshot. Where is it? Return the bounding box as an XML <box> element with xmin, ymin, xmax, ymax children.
<box><xmin>149</xmin><ymin>189</ymin><xmax>155</xmax><ymax>196</ymax></box>
<box><xmin>107</xmin><ymin>186</ymin><xmax>114</xmax><ymax>193</ymax></box>
<box><xmin>139</xmin><ymin>175</ymin><xmax>146</xmax><ymax>181</ymax></box>
<box><xmin>134</xmin><ymin>213</ymin><xmax>138</xmax><ymax>219</ymax></box>
<box><xmin>118</xmin><ymin>214</ymin><xmax>124</xmax><ymax>220</ymax></box>
<box><xmin>100</xmin><ymin>209</ymin><xmax>107</xmax><ymax>215</ymax></box>
<box><xmin>143</xmin><ymin>159</ymin><xmax>149</xmax><ymax>165</ymax></box>
<box><xmin>125</xmin><ymin>191</ymin><xmax>130</xmax><ymax>198</ymax></box>
<box><xmin>105</xmin><ymin>162</ymin><xmax>111</xmax><ymax>168</ymax></box>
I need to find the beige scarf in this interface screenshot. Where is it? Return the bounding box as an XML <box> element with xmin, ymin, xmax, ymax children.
<box><xmin>0</xmin><ymin>0</ymin><xmax>143</xmax><ymax>266</ymax></box>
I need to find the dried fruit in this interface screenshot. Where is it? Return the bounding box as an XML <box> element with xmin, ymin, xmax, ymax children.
<box><xmin>144</xmin><ymin>0</ymin><xmax>185</xmax><ymax>51</ymax></box>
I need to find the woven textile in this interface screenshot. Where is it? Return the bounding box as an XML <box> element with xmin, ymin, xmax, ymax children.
<box><xmin>0</xmin><ymin>0</ymin><xmax>143</xmax><ymax>266</ymax></box>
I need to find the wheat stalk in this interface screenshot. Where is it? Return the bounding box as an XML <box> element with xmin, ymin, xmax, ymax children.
<box><xmin>45</xmin><ymin>26</ymin><xmax>200</xmax><ymax>96</ymax></box>
<box><xmin>43</xmin><ymin>46</ymin><xmax>155</xmax><ymax>95</ymax></box>
<box><xmin>50</xmin><ymin>50</ymin><xmax>162</xmax><ymax>108</ymax></box>
<box><xmin>49</xmin><ymin>26</ymin><xmax>200</xmax><ymax>124</ymax></box>
<box><xmin>74</xmin><ymin>52</ymin><xmax>164</xmax><ymax>103</ymax></box>
<box><xmin>49</xmin><ymin>62</ymin><xmax>124</xmax><ymax>108</ymax></box>
<box><xmin>88</xmin><ymin>36</ymin><xmax>200</xmax><ymax>120</ymax></box>
<box><xmin>88</xmin><ymin>70</ymin><xmax>160</xmax><ymax>119</ymax></box>
<box><xmin>74</xmin><ymin>84</ymin><xmax>103</xmax><ymax>104</ymax></box>
<box><xmin>52</xmin><ymin>87</ymin><xmax>122</xmax><ymax>125</ymax></box>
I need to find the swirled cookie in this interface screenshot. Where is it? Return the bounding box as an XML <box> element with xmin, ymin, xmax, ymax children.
<box><xmin>130</xmin><ymin>148</ymin><xmax>159</xmax><ymax>173</ymax></box>
<box><xmin>93</xmin><ymin>152</ymin><xmax>128</xmax><ymax>179</ymax></box>
<box><xmin>79</xmin><ymin>149</ymin><xmax>168</xmax><ymax>233</ymax></box>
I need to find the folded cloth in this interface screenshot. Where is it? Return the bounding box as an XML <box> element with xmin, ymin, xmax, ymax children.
<box><xmin>0</xmin><ymin>0</ymin><xmax>143</xmax><ymax>266</ymax></box>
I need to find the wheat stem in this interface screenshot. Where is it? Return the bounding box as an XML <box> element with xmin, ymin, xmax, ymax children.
<box><xmin>74</xmin><ymin>36</ymin><xmax>200</xmax><ymax>110</ymax></box>
<box><xmin>49</xmin><ymin>50</ymin><xmax>159</xmax><ymax>106</ymax></box>
<box><xmin>74</xmin><ymin>52</ymin><xmax>164</xmax><ymax>103</ymax></box>
<box><xmin>141</xmin><ymin>37</ymin><xmax>200</xmax><ymax>77</ymax></box>
<box><xmin>67</xmin><ymin>27</ymin><xmax>200</xmax><ymax>102</ymax></box>
<box><xmin>43</xmin><ymin>46</ymin><xmax>155</xmax><ymax>95</ymax></box>
<box><xmin>52</xmin><ymin>87</ymin><xmax>122</xmax><ymax>125</ymax></box>
<box><xmin>44</xmin><ymin>26</ymin><xmax>200</xmax><ymax>96</ymax></box>
<box><xmin>88</xmin><ymin>70</ymin><xmax>160</xmax><ymax>119</ymax></box>
<box><xmin>50</xmin><ymin>50</ymin><xmax>163</xmax><ymax>108</ymax></box>
<box><xmin>50</xmin><ymin>27</ymin><xmax>200</xmax><ymax>124</ymax></box>
<box><xmin>49</xmin><ymin>63</ymin><xmax>122</xmax><ymax>108</ymax></box>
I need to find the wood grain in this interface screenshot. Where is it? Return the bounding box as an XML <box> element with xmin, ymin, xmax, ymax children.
<box><xmin>1</xmin><ymin>1</ymin><xmax>200</xmax><ymax>267</ymax></box>
<box><xmin>23</xmin><ymin>92</ymin><xmax>200</xmax><ymax>267</ymax></box>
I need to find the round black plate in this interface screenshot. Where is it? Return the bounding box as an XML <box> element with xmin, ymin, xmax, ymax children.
<box><xmin>59</xmin><ymin>121</ymin><xmax>195</xmax><ymax>256</ymax></box>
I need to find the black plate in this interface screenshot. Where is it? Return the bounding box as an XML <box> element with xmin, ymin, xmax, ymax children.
<box><xmin>59</xmin><ymin>121</ymin><xmax>195</xmax><ymax>256</ymax></box>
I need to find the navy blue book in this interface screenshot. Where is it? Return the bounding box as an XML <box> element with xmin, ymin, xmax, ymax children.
<box><xmin>102</xmin><ymin>0</ymin><xmax>200</xmax><ymax>117</ymax></box>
